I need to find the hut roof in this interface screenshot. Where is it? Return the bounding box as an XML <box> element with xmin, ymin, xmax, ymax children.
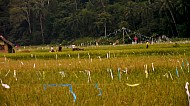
<box><xmin>0</xmin><ymin>35</ymin><xmax>14</xmax><ymax>47</ymax></box>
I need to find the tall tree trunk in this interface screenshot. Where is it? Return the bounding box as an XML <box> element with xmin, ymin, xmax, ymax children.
<box><xmin>167</xmin><ymin>5</ymin><xmax>179</xmax><ymax>37</ymax></box>
<box><xmin>122</xmin><ymin>28</ymin><xmax>125</xmax><ymax>44</ymax></box>
<box><xmin>100</xmin><ymin>0</ymin><xmax>105</xmax><ymax>7</ymax></box>
<box><xmin>104</xmin><ymin>22</ymin><xmax>107</xmax><ymax>37</ymax></box>
<box><xmin>26</xmin><ymin>1</ymin><xmax>32</xmax><ymax>34</ymax></box>
<box><xmin>164</xmin><ymin>11</ymin><xmax>175</xmax><ymax>36</ymax></box>
<box><xmin>26</xmin><ymin>10</ymin><xmax>32</xmax><ymax>34</ymax></box>
<box><xmin>47</xmin><ymin>0</ymin><xmax>49</xmax><ymax>5</ymax></box>
<box><xmin>75</xmin><ymin>0</ymin><xmax>78</xmax><ymax>10</ymax></box>
<box><xmin>40</xmin><ymin>14</ymin><xmax>45</xmax><ymax>44</ymax></box>
<box><xmin>101</xmin><ymin>0</ymin><xmax>106</xmax><ymax>11</ymax></box>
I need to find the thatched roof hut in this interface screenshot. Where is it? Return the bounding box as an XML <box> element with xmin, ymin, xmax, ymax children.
<box><xmin>0</xmin><ymin>35</ymin><xmax>15</xmax><ymax>53</ymax></box>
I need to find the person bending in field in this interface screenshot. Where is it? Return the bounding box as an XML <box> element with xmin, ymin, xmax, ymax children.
<box><xmin>50</xmin><ymin>46</ymin><xmax>55</xmax><ymax>52</ymax></box>
<box><xmin>58</xmin><ymin>44</ymin><xmax>62</xmax><ymax>52</ymax></box>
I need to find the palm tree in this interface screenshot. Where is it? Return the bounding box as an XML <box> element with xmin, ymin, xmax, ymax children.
<box><xmin>159</xmin><ymin>0</ymin><xmax>179</xmax><ymax>37</ymax></box>
<box><xmin>96</xmin><ymin>12</ymin><xmax>112</xmax><ymax>37</ymax></box>
<box><xmin>176</xmin><ymin>0</ymin><xmax>189</xmax><ymax>21</ymax></box>
<box><xmin>23</xmin><ymin>1</ymin><xmax>32</xmax><ymax>34</ymax></box>
<box><xmin>9</xmin><ymin>0</ymin><xmax>33</xmax><ymax>35</ymax></box>
<box><xmin>33</xmin><ymin>0</ymin><xmax>48</xmax><ymax>44</ymax></box>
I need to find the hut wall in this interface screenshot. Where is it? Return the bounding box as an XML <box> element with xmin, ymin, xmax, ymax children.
<box><xmin>0</xmin><ymin>40</ymin><xmax>5</xmax><ymax>52</ymax></box>
<box><xmin>0</xmin><ymin>40</ymin><xmax>8</xmax><ymax>53</ymax></box>
<box><xmin>0</xmin><ymin>36</ymin><xmax>14</xmax><ymax>53</ymax></box>
<box><xmin>0</xmin><ymin>47</ymin><xmax>6</xmax><ymax>52</ymax></box>
<box><xmin>4</xmin><ymin>44</ymin><xmax>8</xmax><ymax>53</ymax></box>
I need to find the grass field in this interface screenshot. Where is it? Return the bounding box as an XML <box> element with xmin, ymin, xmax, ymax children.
<box><xmin>0</xmin><ymin>43</ymin><xmax>190</xmax><ymax>106</ymax></box>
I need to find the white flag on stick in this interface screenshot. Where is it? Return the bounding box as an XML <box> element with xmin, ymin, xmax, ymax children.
<box><xmin>144</xmin><ymin>64</ymin><xmax>148</xmax><ymax>78</ymax></box>
<box><xmin>185</xmin><ymin>82</ymin><xmax>190</xmax><ymax>106</ymax></box>
<box><xmin>0</xmin><ymin>78</ymin><xmax>10</xmax><ymax>89</ymax></box>
<box><xmin>14</xmin><ymin>70</ymin><xmax>18</xmax><ymax>81</ymax></box>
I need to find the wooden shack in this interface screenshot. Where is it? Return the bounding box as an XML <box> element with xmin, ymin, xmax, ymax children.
<box><xmin>0</xmin><ymin>35</ymin><xmax>15</xmax><ymax>53</ymax></box>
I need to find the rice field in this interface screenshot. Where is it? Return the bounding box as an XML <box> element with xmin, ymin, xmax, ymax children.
<box><xmin>0</xmin><ymin>43</ymin><xmax>190</xmax><ymax>106</ymax></box>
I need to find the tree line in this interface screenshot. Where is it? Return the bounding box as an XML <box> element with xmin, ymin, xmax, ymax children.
<box><xmin>0</xmin><ymin>0</ymin><xmax>190</xmax><ymax>45</ymax></box>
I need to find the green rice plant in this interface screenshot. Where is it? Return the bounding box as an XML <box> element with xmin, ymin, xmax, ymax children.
<box><xmin>0</xmin><ymin>43</ymin><xmax>190</xmax><ymax>105</ymax></box>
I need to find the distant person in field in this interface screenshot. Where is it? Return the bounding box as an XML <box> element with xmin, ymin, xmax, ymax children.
<box><xmin>71</xmin><ymin>44</ymin><xmax>76</xmax><ymax>49</ymax></box>
<box><xmin>50</xmin><ymin>46</ymin><xmax>54</xmax><ymax>52</ymax></box>
<box><xmin>15</xmin><ymin>44</ymin><xmax>19</xmax><ymax>50</ymax></box>
<box><xmin>58</xmin><ymin>44</ymin><xmax>62</xmax><ymax>52</ymax></box>
<box><xmin>134</xmin><ymin>36</ymin><xmax>138</xmax><ymax>44</ymax></box>
<box><xmin>146</xmin><ymin>41</ymin><xmax>149</xmax><ymax>48</ymax></box>
<box><xmin>71</xmin><ymin>44</ymin><xmax>84</xmax><ymax>51</ymax></box>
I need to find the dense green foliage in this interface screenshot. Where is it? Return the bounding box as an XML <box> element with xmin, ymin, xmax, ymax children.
<box><xmin>0</xmin><ymin>0</ymin><xmax>190</xmax><ymax>45</ymax></box>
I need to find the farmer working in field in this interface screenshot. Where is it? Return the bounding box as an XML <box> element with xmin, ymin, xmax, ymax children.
<box><xmin>50</xmin><ymin>46</ymin><xmax>54</xmax><ymax>52</ymax></box>
<box><xmin>58</xmin><ymin>44</ymin><xmax>62</xmax><ymax>52</ymax></box>
<box><xmin>146</xmin><ymin>41</ymin><xmax>149</xmax><ymax>48</ymax></box>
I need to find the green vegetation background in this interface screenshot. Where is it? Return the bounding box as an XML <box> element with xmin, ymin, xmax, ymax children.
<box><xmin>0</xmin><ymin>0</ymin><xmax>190</xmax><ymax>45</ymax></box>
